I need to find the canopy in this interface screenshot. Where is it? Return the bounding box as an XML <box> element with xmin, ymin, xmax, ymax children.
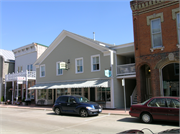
<box><xmin>28</xmin><ymin>79</ymin><xmax>109</xmax><ymax>90</ymax></box>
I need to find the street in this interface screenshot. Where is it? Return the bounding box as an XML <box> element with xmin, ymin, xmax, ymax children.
<box><xmin>0</xmin><ymin>108</ymin><xmax>179</xmax><ymax>134</ymax></box>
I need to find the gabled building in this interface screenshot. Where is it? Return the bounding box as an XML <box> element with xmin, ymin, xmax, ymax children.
<box><xmin>29</xmin><ymin>30</ymin><xmax>136</xmax><ymax>108</ymax></box>
<box><xmin>5</xmin><ymin>43</ymin><xmax>47</xmax><ymax>104</ymax></box>
<box><xmin>130</xmin><ymin>0</ymin><xmax>179</xmax><ymax>102</ymax></box>
<box><xmin>0</xmin><ymin>49</ymin><xmax>15</xmax><ymax>102</ymax></box>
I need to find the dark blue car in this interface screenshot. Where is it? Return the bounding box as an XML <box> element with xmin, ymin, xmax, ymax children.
<box><xmin>52</xmin><ymin>95</ymin><xmax>102</xmax><ymax>117</ymax></box>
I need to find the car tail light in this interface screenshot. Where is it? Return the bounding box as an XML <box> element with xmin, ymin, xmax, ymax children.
<box><xmin>130</xmin><ymin>107</ymin><xmax>132</xmax><ymax>111</ymax></box>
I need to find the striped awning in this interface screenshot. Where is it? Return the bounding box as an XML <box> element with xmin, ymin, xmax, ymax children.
<box><xmin>28</xmin><ymin>79</ymin><xmax>109</xmax><ymax>90</ymax></box>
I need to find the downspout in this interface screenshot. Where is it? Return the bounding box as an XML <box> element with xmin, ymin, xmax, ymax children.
<box><xmin>109</xmin><ymin>50</ymin><xmax>115</xmax><ymax>108</ymax></box>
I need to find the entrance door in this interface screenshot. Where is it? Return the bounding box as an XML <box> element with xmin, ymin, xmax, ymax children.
<box><xmin>90</xmin><ymin>88</ymin><xmax>95</xmax><ymax>101</ymax></box>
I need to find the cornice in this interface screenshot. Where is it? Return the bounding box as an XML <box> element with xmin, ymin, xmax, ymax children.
<box><xmin>131</xmin><ymin>0</ymin><xmax>179</xmax><ymax>16</ymax></box>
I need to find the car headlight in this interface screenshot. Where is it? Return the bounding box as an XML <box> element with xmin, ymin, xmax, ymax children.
<box><xmin>86</xmin><ymin>106</ymin><xmax>94</xmax><ymax>110</ymax></box>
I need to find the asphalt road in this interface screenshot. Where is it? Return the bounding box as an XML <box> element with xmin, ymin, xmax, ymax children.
<box><xmin>0</xmin><ymin>108</ymin><xmax>179</xmax><ymax>134</ymax></box>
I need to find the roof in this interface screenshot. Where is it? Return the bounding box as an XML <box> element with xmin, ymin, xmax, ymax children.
<box><xmin>34</xmin><ymin>30</ymin><xmax>115</xmax><ymax>66</ymax></box>
<box><xmin>35</xmin><ymin>43</ymin><xmax>48</xmax><ymax>48</ymax></box>
<box><xmin>0</xmin><ymin>49</ymin><xmax>15</xmax><ymax>62</ymax></box>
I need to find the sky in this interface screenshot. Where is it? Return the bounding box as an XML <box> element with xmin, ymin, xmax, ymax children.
<box><xmin>0</xmin><ymin>0</ymin><xmax>133</xmax><ymax>51</ymax></box>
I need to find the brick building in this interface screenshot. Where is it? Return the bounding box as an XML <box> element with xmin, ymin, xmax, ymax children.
<box><xmin>130</xmin><ymin>0</ymin><xmax>179</xmax><ymax>102</ymax></box>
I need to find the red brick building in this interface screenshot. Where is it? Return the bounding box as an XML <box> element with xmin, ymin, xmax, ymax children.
<box><xmin>130</xmin><ymin>0</ymin><xmax>179</xmax><ymax>102</ymax></box>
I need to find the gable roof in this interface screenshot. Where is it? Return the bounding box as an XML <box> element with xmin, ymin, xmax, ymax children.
<box><xmin>0</xmin><ymin>49</ymin><xmax>15</xmax><ymax>62</ymax></box>
<box><xmin>34</xmin><ymin>30</ymin><xmax>114</xmax><ymax>66</ymax></box>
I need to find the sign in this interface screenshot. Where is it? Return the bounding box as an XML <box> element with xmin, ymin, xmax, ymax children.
<box><xmin>105</xmin><ymin>70</ymin><xmax>111</xmax><ymax>77</ymax></box>
<box><xmin>17</xmin><ymin>77</ymin><xmax>25</xmax><ymax>81</ymax></box>
<box><xmin>122</xmin><ymin>79</ymin><xmax>125</xmax><ymax>86</ymax></box>
<box><xmin>60</xmin><ymin>62</ymin><xmax>68</xmax><ymax>70</ymax></box>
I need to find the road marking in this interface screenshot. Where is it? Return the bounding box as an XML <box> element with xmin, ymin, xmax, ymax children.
<box><xmin>43</xmin><ymin>115</ymin><xmax>110</xmax><ymax>134</ymax></box>
<box><xmin>85</xmin><ymin>115</ymin><xmax>110</xmax><ymax>121</ymax></box>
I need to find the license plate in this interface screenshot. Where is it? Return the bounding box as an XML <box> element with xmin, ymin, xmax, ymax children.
<box><xmin>99</xmin><ymin>109</ymin><xmax>102</xmax><ymax>112</ymax></box>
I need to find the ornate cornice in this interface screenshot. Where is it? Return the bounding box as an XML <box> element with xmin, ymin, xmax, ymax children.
<box><xmin>130</xmin><ymin>0</ymin><xmax>179</xmax><ymax>15</ymax></box>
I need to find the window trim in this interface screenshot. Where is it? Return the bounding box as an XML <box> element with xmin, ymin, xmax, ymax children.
<box><xmin>91</xmin><ymin>54</ymin><xmax>101</xmax><ymax>72</ymax></box>
<box><xmin>150</xmin><ymin>18</ymin><xmax>163</xmax><ymax>49</ymax></box>
<box><xmin>75</xmin><ymin>57</ymin><xmax>84</xmax><ymax>74</ymax></box>
<box><xmin>40</xmin><ymin>64</ymin><xmax>45</xmax><ymax>77</ymax></box>
<box><xmin>56</xmin><ymin>61</ymin><xmax>63</xmax><ymax>76</ymax></box>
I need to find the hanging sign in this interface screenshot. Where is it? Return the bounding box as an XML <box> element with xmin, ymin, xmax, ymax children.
<box><xmin>60</xmin><ymin>62</ymin><xmax>68</xmax><ymax>70</ymax></box>
<box><xmin>105</xmin><ymin>70</ymin><xmax>111</xmax><ymax>77</ymax></box>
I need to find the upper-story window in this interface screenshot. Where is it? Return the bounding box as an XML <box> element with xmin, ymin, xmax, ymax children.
<box><xmin>27</xmin><ymin>64</ymin><xmax>33</xmax><ymax>71</ymax></box>
<box><xmin>56</xmin><ymin>62</ymin><xmax>63</xmax><ymax>75</ymax></box>
<box><xmin>91</xmin><ymin>54</ymin><xmax>100</xmax><ymax>72</ymax></box>
<box><xmin>18</xmin><ymin>66</ymin><xmax>23</xmax><ymax>72</ymax></box>
<box><xmin>151</xmin><ymin>18</ymin><xmax>163</xmax><ymax>48</ymax></box>
<box><xmin>75</xmin><ymin>58</ymin><xmax>83</xmax><ymax>73</ymax></box>
<box><xmin>177</xmin><ymin>13</ymin><xmax>180</xmax><ymax>44</ymax></box>
<box><xmin>40</xmin><ymin>64</ymin><xmax>45</xmax><ymax>77</ymax></box>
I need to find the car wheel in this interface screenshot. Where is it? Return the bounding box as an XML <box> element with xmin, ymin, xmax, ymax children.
<box><xmin>55</xmin><ymin>108</ymin><xmax>61</xmax><ymax>115</ymax></box>
<box><xmin>141</xmin><ymin>113</ymin><xmax>152</xmax><ymax>123</ymax></box>
<box><xmin>80</xmin><ymin>109</ymin><xmax>88</xmax><ymax>117</ymax></box>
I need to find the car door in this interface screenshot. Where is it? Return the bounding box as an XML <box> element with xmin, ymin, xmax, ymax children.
<box><xmin>148</xmin><ymin>98</ymin><xmax>168</xmax><ymax>120</ymax></box>
<box><xmin>166</xmin><ymin>98</ymin><xmax>179</xmax><ymax>122</ymax></box>
<box><xmin>59</xmin><ymin>96</ymin><xmax>68</xmax><ymax>112</ymax></box>
<box><xmin>65</xmin><ymin>97</ymin><xmax>78</xmax><ymax>113</ymax></box>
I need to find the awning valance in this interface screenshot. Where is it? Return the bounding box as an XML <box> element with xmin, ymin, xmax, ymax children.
<box><xmin>28</xmin><ymin>79</ymin><xmax>109</xmax><ymax>90</ymax></box>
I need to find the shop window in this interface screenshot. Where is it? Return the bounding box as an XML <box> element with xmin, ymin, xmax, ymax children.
<box><xmin>38</xmin><ymin>89</ymin><xmax>47</xmax><ymax>99</ymax></box>
<box><xmin>97</xmin><ymin>87</ymin><xmax>111</xmax><ymax>102</ymax></box>
<box><xmin>48</xmin><ymin>89</ymin><xmax>52</xmax><ymax>100</ymax></box>
<box><xmin>84</xmin><ymin>88</ymin><xmax>88</xmax><ymax>99</ymax></box>
<box><xmin>71</xmin><ymin>88</ymin><xmax>82</xmax><ymax>95</ymax></box>
<box><xmin>174</xmin><ymin>63</ymin><xmax>179</xmax><ymax>75</ymax></box>
<box><xmin>57</xmin><ymin>88</ymin><xmax>68</xmax><ymax>97</ymax></box>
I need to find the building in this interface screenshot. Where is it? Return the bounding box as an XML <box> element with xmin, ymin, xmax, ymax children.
<box><xmin>29</xmin><ymin>30</ymin><xmax>136</xmax><ymax>108</ymax></box>
<box><xmin>5</xmin><ymin>43</ymin><xmax>48</xmax><ymax>104</ymax></box>
<box><xmin>130</xmin><ymin>0</ymin><xmax>179</xmax><ymax>103</ymax></box>
<box><xmin>0</xmin><ymin>49</ymin><xmax>15</xmax><ymax>103</ymax></box>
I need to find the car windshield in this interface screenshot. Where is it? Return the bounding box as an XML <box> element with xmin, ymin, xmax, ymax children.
<box><xmin>76</xmin><ymin>97</ymin><xmax>89</xmax><ymax>102</ymax></box>
<box><xmin>140</xmin><ymin>99</ymin><xmax>151</xmax><ymax>105</ymax></box>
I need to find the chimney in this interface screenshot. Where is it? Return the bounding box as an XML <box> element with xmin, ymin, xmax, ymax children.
<box><xmin>93</xmin><ymin>32</ymin><xmax>95</xmax><ymax>41</ymax></box>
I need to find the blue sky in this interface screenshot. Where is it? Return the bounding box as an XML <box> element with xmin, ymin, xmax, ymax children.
<box><xmin>1</xmin><ymin>0</ymin><xmax>133</xmax><ymax>51</ymax></box>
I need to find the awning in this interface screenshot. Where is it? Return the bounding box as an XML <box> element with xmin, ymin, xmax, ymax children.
<box><xmin>28</xmin><ymin>79</ymin><xmax>109</xmax><ymax>90</ymax></box>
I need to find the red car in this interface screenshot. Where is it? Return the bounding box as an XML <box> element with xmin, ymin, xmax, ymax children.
<box><xmin>129</xmin><ymin>96</ymin><xmax>179</xmax><ymax>123</ymax></box>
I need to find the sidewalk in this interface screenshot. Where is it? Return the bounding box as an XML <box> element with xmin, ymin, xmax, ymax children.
<box><xmin>0</xmin><ymin>104</ymin><xmax>130</xmax><ymax>115</ymax></box>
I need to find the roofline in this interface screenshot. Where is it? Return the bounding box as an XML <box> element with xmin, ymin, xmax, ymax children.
<box><xmin>110</xmin><ymin>42</ymin><xmax>134</xmax><ymax>50</ymax></box>
<box><xmin>34</xmin><ymin>30</ymin><xmax>113</xmax><ymax>66</ymax></box>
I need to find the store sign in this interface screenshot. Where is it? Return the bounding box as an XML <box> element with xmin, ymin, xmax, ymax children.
<box><xmin>17</xmin><ymin>77</ymin><xmax>25</xmax><ymax>84</ymax></box>
<box><xmin>60</xmin><ymin>62</ymin><xmax>68</xmax><ymax>70</ymax></box>
<box><xmin>105</xmin><ymin>70</ymin><xmax>111</xmax><ymax>77</ymax></box>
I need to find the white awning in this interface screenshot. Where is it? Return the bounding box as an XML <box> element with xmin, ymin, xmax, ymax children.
<box><xmin>28</xmin><ymin>79</ymin><xmax>109</xmax><ymax>90</ymax></box>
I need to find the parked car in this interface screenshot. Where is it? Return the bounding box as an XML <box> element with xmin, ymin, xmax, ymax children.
<box><xmin>118</xmin><ymin>128</ymin><xmax>180</xmax><ymax>134</ymax></box>
<box><xmin>52</xmin><ymin>95</ymin><xmax>102</xmax><ymax>117</ymax></box>
<box><xmin>129</xmin><ymin>96</ymin><xmax>179</xmax><ymax>123</ymax></box>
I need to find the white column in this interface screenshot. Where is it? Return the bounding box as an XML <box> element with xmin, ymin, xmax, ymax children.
<box><xmin>4</xmin><ymin>82</ymin><xmax>6</xmax><ymax>102</ymax></box>
<box><xmin>109</xmin><ymin>50</ymin><xmax>115</xmax><ymax>108</ymax></box>
<box><xmin>16</xmin><ymin>82</ymin><xmax>18</xmax><ymax>102</ymax></box>
<box><xmin>12</xmin><ymin>81</ymin><xmax>14</xmax><ymax>104</ymax></box>
<box><xmin>26</xmin><ymin>70</ymin><xmax>28</xmax><ymax>100</ymax></box>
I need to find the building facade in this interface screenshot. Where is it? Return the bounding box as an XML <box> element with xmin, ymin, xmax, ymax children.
<box><xmin>29</xmin><ymin>30</ymin><xmax>136</xmax><ymax>108</ymax></box>
<box><xmin>130</xmin><ymin>0</ymin><xmax>179</xmax><ymax>102</ymax></box>
<box><xmin>0</xmin><ymin>49</ymin><xmax>15</xmax><ymax>103</ymax></box>
<box><xmin>5</xmin><ymin>43</ymin><xmax>47</xmax><ymax>104</ymax></box>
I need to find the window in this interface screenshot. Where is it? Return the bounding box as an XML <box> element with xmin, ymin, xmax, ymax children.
<box><xmin>38</xmin><ymin>89</ymin><xmax>47</xmax><ymax>99</ymax></box>
<box><xmin>148</xmin><ymin>98</ymin><xmax>166</xmax><ymax>107</ymax></box>
<box><xmin>57</xmin><ymin>88</ymin><xmax>68</xmax><ymax>97</ymax></box>
<box><xmin>84</xmin><ymin>88</ymin><xmax>88</xmax><ymax>99</ymax></box>
<box><xmin>28</xmin><ymin>90</ymin><xmax>34</xmax><ymax>99</ymax></box>
<box><xmin>27</xmin><ymin>64</ymin><xmax>33</xmax><ymax>71</ymax></box>
<box><xmin>177</xmin><ymin>13</ymin><xmax>180</xmax><ymax>44</ymax></box>
<box><xmin>18</xmin><ymin>66</ymin><xmax>23</xmax><ymax>72</ymax></box>
<box><xmin>167</xmin><ymin>99</ymin><xmax>179</xmax><ymax>108</ymax></box>
<box><xmin>57</xmin><ymin>96</ymin><xmax>68</xmax><ymax>103</ymax></box>
<box><xmin>97</xmin><ymin>87</ymin><xmax>111</xmax><ymax>101</ymax></box>
<box><xmin>40</xmin><ymin>65</ymin><xmax>45</xmax><ymax>77</ymax></box>
<box><xmin>151</xmin><ymin>18</ymin><xmax>163</xmax><ymax>48</ymax></box>
<box><xmin>48</xmin><ymin>89</ymin><xmax>52</xmax><ymax>100</ymax></box>
<box><xmin>75</xmin><ymin>58</ymin><xmax>83</xmax><ymax>73</ymax></box>
<box><xmin>91</xmin><ymin>55</ymin><xmax>100</xmax><ymax>72</ymax></box>
<box><xmin>56</xmin><ymin>62</ymin><xmax>63</xmax><ymax>75</ymax></box>
<box><xmin>71</xmin><ymin>88</ymin><xmax>82</xmax><ymax>95</ymax></box>
<box><xmin>174</xmin><ymin>63</ymin><xmax>179</xmax><ymax>75</ymax></box>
